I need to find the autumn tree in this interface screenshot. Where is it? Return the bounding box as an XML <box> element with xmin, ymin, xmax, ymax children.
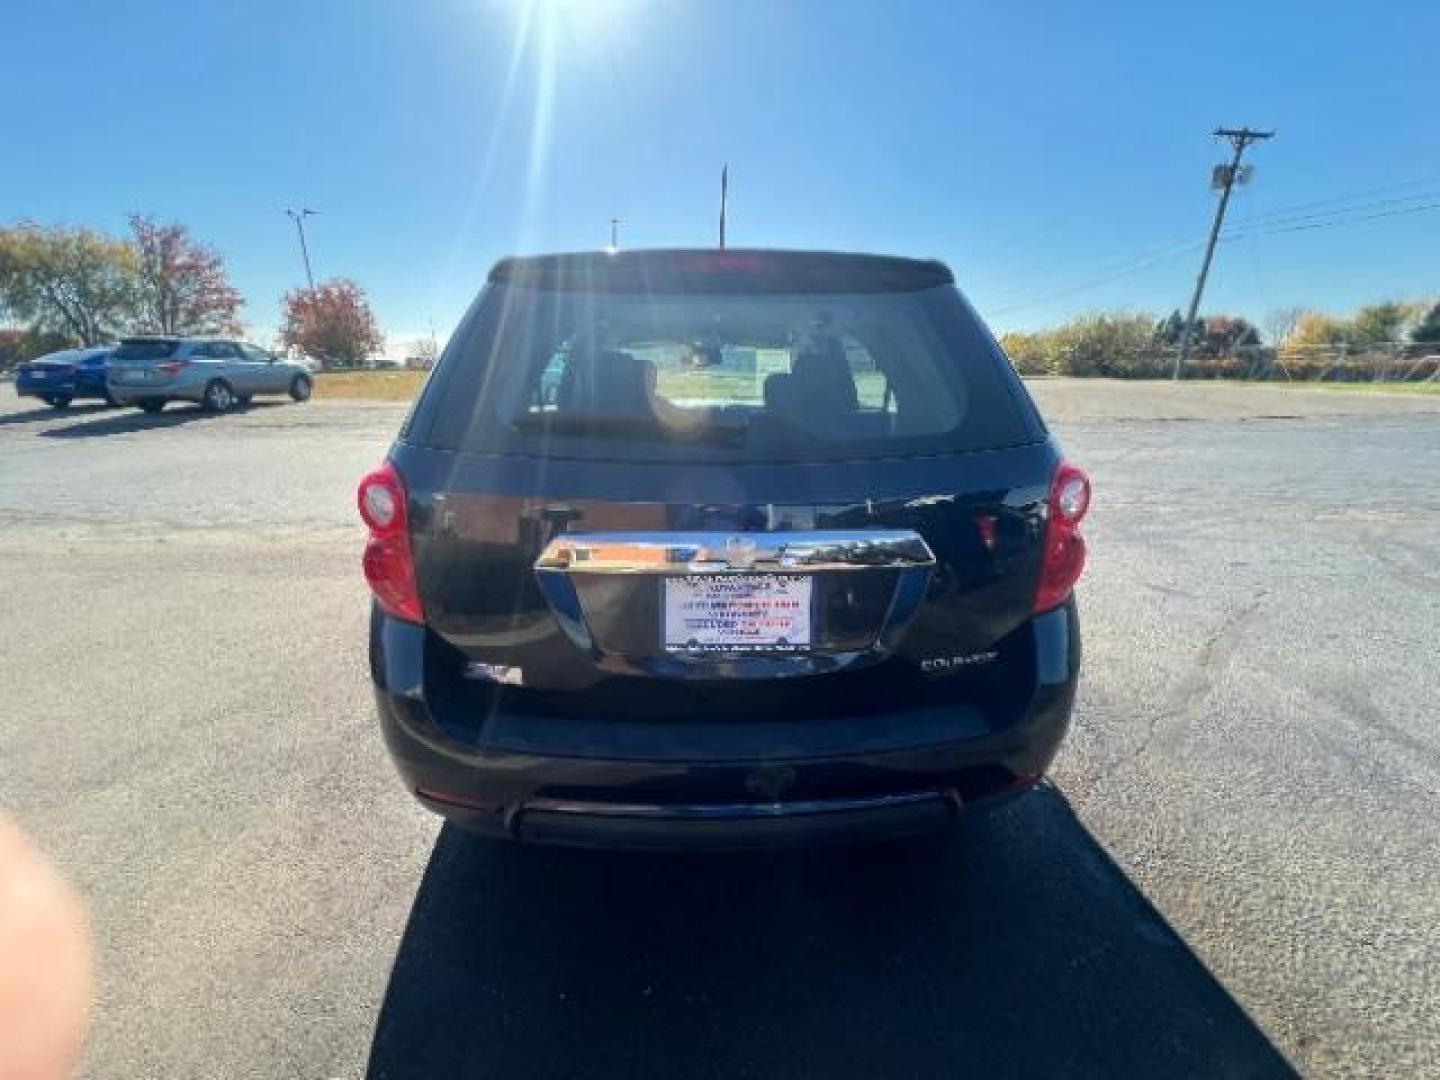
<box><xmin>1288</xmin><ymin>312</ymin><xmax>1353</xmax><ymax>349</ymax></box>
<box><xmin>128</xmin><ymin>215</ymin><xmax>243</xmax><ymax>335</ymax></box>
<box><xmin>997</xmin><ymin>330</ymin><xmax>1046</xmax><ymax>375</ymax></box>
<box><xmin>0</xmin><ymin>223</ymin><xmax>137</xmax><ymax>345</ymax></box>
<box><xmin>279</xmin><ymin>279</ymin><xmax>383</xmax><ymax>368</ymax></box>
<box><xmin>1197</xmin><ymin>316</ymin><xmax>1260</xmax><ymax>354</ymax></box>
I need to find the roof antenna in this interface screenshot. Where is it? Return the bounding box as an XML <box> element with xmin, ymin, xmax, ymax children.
<box><xmin>718</xmin><ymin>164</ymin><xmax>728</xmax><ymax>250</ymax></box>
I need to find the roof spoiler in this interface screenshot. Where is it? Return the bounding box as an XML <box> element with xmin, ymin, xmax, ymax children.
<box><xmin>489</xmin><ymin>249</ymin><xmax>953</xmax><ymax>295</ymax></box>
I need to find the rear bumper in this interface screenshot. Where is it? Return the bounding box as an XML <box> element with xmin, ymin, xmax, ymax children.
<box><xmin>442</xmin><ymin>791</ymin><xmax>963</xmax><ymax>851</ymax></box>
<box><xmin>17</xmin><ymin>376</ymin><xmax>77</xmax><ymax>398</ymax></box>
<box><xmin>18</xmin><ymin>373</ymin><xmax>111</xmax><ymax>400</ymax></box>
<box><xmin>372</xmin><ymin>603</ymin><xmax>1080</xmax><ymax>850</ymax></box>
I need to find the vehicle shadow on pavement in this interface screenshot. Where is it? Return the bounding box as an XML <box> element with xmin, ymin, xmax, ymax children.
<box><xmin>38</xmin><ymin>402</ymin><xmax>282</xmax><ymax>439</ymax></box>
<box><xmin>0</xmin><ymin>402</ymin><xmax>111</xmax><ymax>428</ymax></box>
<box><xmin>366</xmin><ymin>785</ymin><xmax>1297</xmax><ymax>1079</ymax></box>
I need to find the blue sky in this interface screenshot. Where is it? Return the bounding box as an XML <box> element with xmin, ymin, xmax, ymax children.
<box><xmin>5</xmin><ymin>0</ymin><xmax>1438</xmax><ymax>346</ymax></box>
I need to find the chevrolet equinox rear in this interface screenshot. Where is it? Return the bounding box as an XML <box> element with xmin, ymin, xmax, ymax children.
<box><xmin>362</xmin><ymin>249</ymin><xmax>1089</xmax><ymax>850</ymax></box>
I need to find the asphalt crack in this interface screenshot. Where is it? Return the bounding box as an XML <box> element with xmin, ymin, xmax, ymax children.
<box><xmin>1094</xmin><ymin>590</ymin><xmax>1270</xmax><ymax>789</ymax></box>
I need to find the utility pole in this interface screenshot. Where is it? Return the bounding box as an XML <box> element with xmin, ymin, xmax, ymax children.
<box><xmin>609</xmin><ymin>217</ymin><xmax>622</xmax><ymax>252</ymax></box>
<box><xmin>718</xmin><ymin>164</ymin><xmax>728</xmax><ymax>250</ymax></box>
<box><xmin>1174</xmin><ymin>127</ymin><xmax>1273</xmax><ymax>379</ymax></box>
<box><xmin>285</xmin><ymin>208</ymin><xmax>318</xmax><ymax>290</ymax></box>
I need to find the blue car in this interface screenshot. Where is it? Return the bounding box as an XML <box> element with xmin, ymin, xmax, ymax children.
<box><xmin>14</xmin><ymin>347</ymin><xmax>115</xmax><ymax>408</ymax></box>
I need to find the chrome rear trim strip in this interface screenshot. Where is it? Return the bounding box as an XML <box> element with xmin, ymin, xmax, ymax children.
<box><xmin>535</xmin><ymin>529</ymin><xmax>935</xmax><ymax>574</ymax></box>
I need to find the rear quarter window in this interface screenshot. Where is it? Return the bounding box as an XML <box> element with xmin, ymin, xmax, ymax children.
<box><xmin>114</xmin><ymin>340</ymin><xmax>180</xmax><ymax>360</ymax></box>
<box><xmin>411</xmin><ymin>282</ymin><xmax>1040</xmax><ymax>463</ymax></box>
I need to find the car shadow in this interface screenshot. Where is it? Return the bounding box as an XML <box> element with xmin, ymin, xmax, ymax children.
<box><xmin>366</xmin><ymin>785</ymin><xmax>1296</xmax><ymax>1079</ymax></box>
<box><xmin>37</xmin><ymin>401</ymin><xmax>282</xmax><ymax>439</ymax></box>
<box><xmin>0</xmin><ymin>401</ymin><xmax>112</xmax><ymax>428</ymax></box>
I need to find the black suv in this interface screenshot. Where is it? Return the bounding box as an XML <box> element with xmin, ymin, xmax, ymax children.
<box><xmin>361</xmin><ymin>249</ymin><xmax>1090</xmax><ymax>850</ymax></box>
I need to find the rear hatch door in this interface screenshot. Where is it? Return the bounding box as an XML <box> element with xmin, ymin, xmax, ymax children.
<box><xmin>109</xmin><ymin>338</ymin><xmax>182</xmax><ymax>385</ymax></box>
<box><xmin>396</xmin><ymin>251</ymin><xmax>1055</xmax><ymax>709</ymax></box>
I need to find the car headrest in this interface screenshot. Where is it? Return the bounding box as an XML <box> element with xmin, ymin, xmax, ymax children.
<box><xmin>557</xmin><ymin>348</ymin><xmax>657</xmax><ymax>416</ymax></box>
<box><xmin>790</xmin><ymin>338</ymin><xmax>858</xmax><ymax>411</ymax></box>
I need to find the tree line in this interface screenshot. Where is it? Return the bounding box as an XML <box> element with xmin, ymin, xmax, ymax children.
<box><xmin>1000</xmin><ymin>298</ymin><xmax>1440</xmax><ymax>379</ymax></box>
<box><xmin>0</xmin><ymin>219</ymin><xmax>384</xmax><ymax>368</ymax></box>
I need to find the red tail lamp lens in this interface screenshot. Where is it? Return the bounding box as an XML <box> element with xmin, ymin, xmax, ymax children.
<box><xmin>357</xmin><ymin>463</ymin><xmax>423</xmax><ymax>623</ymax></box>
<box><xmin>1034</xmin><ymin>462</ymin><xmax>1092</xmax><ymax>614</ymax></box>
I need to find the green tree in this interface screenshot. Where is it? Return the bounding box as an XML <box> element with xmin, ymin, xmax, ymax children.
<box><xmin>0</xmin><ymin>223</ymin><xmax>138</xmax><ymax>345</ymax></box>
<box><xmin>1154</xmin><ymin>309</ymin><xmax>1185</xmax><ymax>346</ymax></box>
<box><xmin>1000</xmin><ymin>313</ymin><xmax>1164</xmax><ymax>376</ymax></box>
<box><xmin>1048</xmin><ymin>312</ymin><xmax>1158</xmax><ymax>375</ymax></box>
<box><xmin>0</xmin><ymin>328</ymin><xmax>75</xmax><ymax>370</ymax></box>
<box><xmin>1407</xmin><ymin>301</ymin><xmax>1440</xmax><ymax>347</ymax></box>
<box><xmin>1350</xmin><ymin>302</ymin><xmax>1412</xmax><ymax>348</ymax></box>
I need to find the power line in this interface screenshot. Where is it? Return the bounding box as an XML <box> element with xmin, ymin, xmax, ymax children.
<box><xmin>1224</xmin><ymin>199</ymin><xmax>1440</xmax><ymax>241</ymax></box>
<box><xmin>1223</xmin><ymin>188</ymin><xmax>1440</xmax><ymax>232</ymax></box>
<box><xmin>987</xmin><ymin>171</ymin><xmax>1440</xmax><ymax>319</ymax></box>
<box><xmin>1224</xmin><ymin>173</ymin><xmax>1440</xmax><ymax>229</ymax></box>
<box><xmin>988</xmin><ymin>235</ymin><xmax>1204</xmax><ymax>310</ymax></box>
<box><xmin>987</xmin><ymin>241</ymin><xmax>1204</xmax><ymax>316</ymax></box>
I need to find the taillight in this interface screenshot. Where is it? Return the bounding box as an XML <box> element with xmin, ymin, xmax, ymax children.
<box><xmin>1034</xmin><ymin>461</ymin><xmax>1091</xmax><ymax>614</ymax></box>
<box><xmin>154</xmin><ymin>359</ymin><xmax>190</xmax><ymax>378</ymax></box>
<box><xmin>357</xmin><ymin>463</ymin><xmax>423</xmax><ymax>623</ymax></box>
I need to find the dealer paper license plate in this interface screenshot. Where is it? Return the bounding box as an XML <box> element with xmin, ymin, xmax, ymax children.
<box><xmin>663</xmin><ymin>574</ymin><xmax>813</xmax><ymax>653</ymax></box>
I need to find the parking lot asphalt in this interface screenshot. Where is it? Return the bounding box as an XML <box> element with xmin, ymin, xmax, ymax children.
<box><xmin>1</xmin><ymin>381</ymin><xmax>1437</xmax><ymax>1078</ymax></box>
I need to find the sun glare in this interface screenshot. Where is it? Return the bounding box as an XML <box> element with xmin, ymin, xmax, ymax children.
<box><xmin>518</xmin><ymin>0</ymin><xmax>640</xmax><ymax>37</ymax></box>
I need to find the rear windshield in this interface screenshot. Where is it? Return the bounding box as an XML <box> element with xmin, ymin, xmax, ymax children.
<box><xmin>32</xmin><ymin>350</ymin><xmax>80</xmax><ymax>366</ymax></box>
<box><xmin>410</xmin><ymin>283</ymin><xmax>1039</xmax><ymax>462</ymax></box>
<box><xmin>114</xmin><ymin>340</ymin><xmax>180</xmax><ymax>360</ymax></box>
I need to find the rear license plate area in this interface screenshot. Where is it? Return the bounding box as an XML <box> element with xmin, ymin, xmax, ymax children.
<box><xmin>663</xmin><ymin>574</ymin><xmax>813</xmax><ymax>654</ymax></box>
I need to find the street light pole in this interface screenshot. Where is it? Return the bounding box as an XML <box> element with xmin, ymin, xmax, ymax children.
<box><xmin>285</xmin><ymin>208</ymin><xmax>318</xmax><ymax>290</ymax></box>
<box><xmin>718</xmin><ymin>164</ymin><xmax>728</xmax><ymax>250</ymax></box>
